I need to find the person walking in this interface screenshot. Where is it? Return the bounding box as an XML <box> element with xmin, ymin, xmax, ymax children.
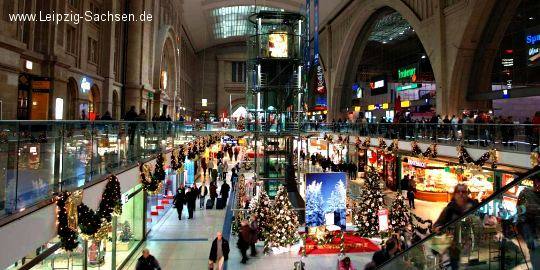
<box><xmin>209</xmin><ymin>232</ymin><xmax>229</xmax><ymax>270</ymax></box>
<box><xmin>173</xmin><ymin>186</ymin><xmax>186</xmax><ymax>220</ymax></box>
<box><xmin>209</xmin><ymin>181</ymin><xmax>218</xmax><ymax>209</ymax></box>
<box><xmin>220</xmin><ymin>181</ymin><xmax>231</xmax><ymax>207</ymax></box>
<box><xmin>186</xmin><ymin>187</ymin><xmax>197</xmax><ymax>219</ymax></box>
<box><xmin>136</xmin><ymin>248</ymin><xmax>161</xmax><ymax>270</ymax></box>
<box><xmin>234</xmin><ymin>146</ymin><xmax>240</xmax><ymax>161</ymax></box>
<box><xmin>249</xmin><ymin>214</ymin><xmax>259</xmax><ymax>256</ymax></box>
<box><xmin>238</xmin><ymin>220</ymin><xmax>251</xmax><ymax>264</ymax></box>
<box><xmin>407</xmin><ymin>187</ymin><xmax>415</xmax><ymax>209</ymax></box>
<box><xmin>208</xmin><ymin>158</ymin><xmax>215</xmax><ymax>177</ymax></box>
<box><xmin>199</xmin><ymin>183</ymin><xmax>208</xmax><ymax>209</ymax></box>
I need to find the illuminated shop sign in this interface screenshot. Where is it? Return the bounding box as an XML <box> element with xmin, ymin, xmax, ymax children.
<box><xmin>268</xmin><ymin>32</ymin><xmax>288</xmax><ymax>58</ymax></box>
<box><xmin>526</xmin><ymin>27</ymin><xmax>540</xmax><ymax>67</ymax></box>
<box><xmin>81</xmin><ymin>77</ymin><xmax>91</xmax><ymax>93</ymax></box>
<box><xmin>398</xmin><ymin>67</ymin><xmax>417</xmax><ymax>81</ymax></box>
<box><xmin>369</xmin><ymin>75</ymin><xmax>387</xmax><ymax>96</ymax></box>
<box><xmin>352</xmin><ymin>83</ymin><xmax>363</xmax><ymax>98</ymax></box>
<box><xmin>396</xmin><ymin>83</ymin><xmax>421</xmax><ymax>91</ymax></box>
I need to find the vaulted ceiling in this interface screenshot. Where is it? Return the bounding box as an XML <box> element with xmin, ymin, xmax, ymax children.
<box><xmin>182</xmin><ymin>0</ymin><xmax>346</xmax><ymax>51</ymax></box>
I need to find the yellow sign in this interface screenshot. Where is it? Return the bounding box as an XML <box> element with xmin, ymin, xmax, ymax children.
<box><xmin>401</xmin><ymin>100</ymin><xmax>411</xmax><ymax>108</ymax></box>
<box><xmin>382</xmin><ymin>103</ymin><xmax>389</xmax><ymax>109</ymax></box>
<box><xmin>354</xmin><ymin>106</ymin><xmax>361</xmax><ymax>112</ymax></box>
<box><xmin>368</xmin><ymin>105</ymin><xmax>376</xmax><ymax>111</ymax></box>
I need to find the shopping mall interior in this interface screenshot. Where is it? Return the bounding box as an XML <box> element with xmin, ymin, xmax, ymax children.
<box><xmin>0</xmin><ymin>0</ymin><xmax>540</xmax><ymax>269</ymax></box>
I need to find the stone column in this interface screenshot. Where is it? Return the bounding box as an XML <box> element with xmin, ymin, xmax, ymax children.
<box><xmin>124</xmin><ymin>0</ymin><xmax>144</xmax><ymax>112</ymax></box>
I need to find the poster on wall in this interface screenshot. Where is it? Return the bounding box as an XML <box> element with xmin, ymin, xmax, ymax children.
<box><xmin>305</xmin><ymin>173</ymin><xmax>347</xmax><ymax>230</ymax></box>
<box><xmin>268</xmin><ymin>32</ymin><xmax>288</xmax><ymax>58</ymax></box>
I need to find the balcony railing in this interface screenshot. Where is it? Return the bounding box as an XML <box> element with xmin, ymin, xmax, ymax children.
<box><xmin>0</xmin><ymin>120</ymin><xmax>537</xmax><ymax>222</ymax></box>
<box><xmin>0</xmin><ymin>121</ymin><xmax>198</xmax><ymax>221</ymax></box>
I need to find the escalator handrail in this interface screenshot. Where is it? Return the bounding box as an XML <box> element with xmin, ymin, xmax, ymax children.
<box><xmin>377</xmin><ymin>165</ymin><xmax>540</xmax><ymax>269</ymax></box>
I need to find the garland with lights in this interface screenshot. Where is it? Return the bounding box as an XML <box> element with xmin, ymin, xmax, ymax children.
<box><xmin>378</xmin><ymin>137</ymin><xmax>387</xmax><ymax>149</ymax></box>
<box><xmin>170</xmin><ymin>149</ymin><xmax>179</xmax><ymax>171</ymax></box>
<box><xmin>362</xmin><ymin>137</ymin><xmax>371</xmax><ymax>148</ymax></box>
<box><xmin>411</xmin><ymin>141</ymin><xmax>437</xmax><ymax>158</ymax></box>
<box><xmin>153</xmin><ymin>153</ymin><xmax>166</xmax><ymax>182</ymax></box>
<box><xmin>56</xmin><ymin>175</ymin><xmax>122</xmax><ymax>250</ymax></box>
<box><xmin>56</xmin><ymin>192</ymin><xmax>80</xmax><ymax>251</ymax></box>
<box><xmin>385</xmin><ymin>139</ymin><xmax>399</xmax><ymax>154</ymax></box>
<box><xmin>532</xmin><ymin>152</ymin><xmax>540</xmax><ymax>168</ymax></box>
<box><xmin>457</xmin><ymin>145</ymin><xmax>497</xmax><ymax>168</ymax></box>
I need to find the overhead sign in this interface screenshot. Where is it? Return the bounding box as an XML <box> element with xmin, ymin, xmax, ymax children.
<box><xmin>397</xmin><ymin>63</ymin><xmax>419</xmax><ymax>83</ymax></box>
<box><xmin>81</xmin><ymin>77</ymin><xmax>91</xmax><ymax>93</ymax></box>
<box><xmin>31</xmin><ymin>77</ymin><xmax>51</xmax><ymax>91</ymax></box>
<box><xmin>526</xmin><ymin>27</ymin><xmax>540</xmax><ymax>67</ymax></box>
<box><xmin>397</xmin><ymin>83</ymin><xmax>421</xmax><ymax>91</ymax></box>
<box><xmin>369</xmin><ymin>75</ymin><xmax>387</xmax><ymax>96</ymax></box>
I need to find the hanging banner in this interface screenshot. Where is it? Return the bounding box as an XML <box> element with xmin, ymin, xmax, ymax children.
<box><xmin>305</xmin><ymin>0</ymin><xmax>310</xmax><ymax>70</ymax></box>
<box><xmin>313</xmin><ymin>0</ymin><xmax>326</xmax><ymax>95</ymax></box>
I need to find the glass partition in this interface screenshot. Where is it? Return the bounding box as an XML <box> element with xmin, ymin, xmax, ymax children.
<box><xmin>380</xmin><ymin>169</ymin><xmax>540</xmax><ymax>269</ymax></box>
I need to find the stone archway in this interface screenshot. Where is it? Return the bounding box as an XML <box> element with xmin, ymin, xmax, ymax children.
<box><xmin>330</xmin><ymin>1</ymin><xmax>435</xmax><ymax>120</ymax></box>
<box><xmin>89</xmin><ymin>84</ymin><xmax>100</xmax><ymax>117</ymax></box>
<box><xmin>153</xmin><ymin>26</ymin><xmax>179</xmax><ymax>119</ymax></box>
<box><xmin>67</xmin><ymin>77</ymin><xmax>78</xmax><ymax>120</ymax></box>
<box><xmin>448</xmin><ymin>0</ymin><xmax>522</xmax><ymax>114</ymax></box>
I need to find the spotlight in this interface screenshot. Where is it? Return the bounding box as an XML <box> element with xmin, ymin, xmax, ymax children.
<box><xmin>421</xmin><ymin>55</ymin><xmax>426</xmax><ymax>59</ymax></box>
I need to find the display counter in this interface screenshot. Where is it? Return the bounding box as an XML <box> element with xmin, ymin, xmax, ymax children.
<box><xmin>402</xmin><ymin>156</ymin><xmax>495</xmax><ymax>202</ymax></box>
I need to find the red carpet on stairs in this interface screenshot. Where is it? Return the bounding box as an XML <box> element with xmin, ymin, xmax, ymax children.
<box><xmin>302</xmin><ymin>232</ymin><xmax>380</xmax><ymax>255</ymax></box>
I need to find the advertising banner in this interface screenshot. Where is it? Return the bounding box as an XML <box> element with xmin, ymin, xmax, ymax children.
<box><xmin>305</xmin><ymin>172</ymin><xmax>347</xmax><ymax>230</ymax></box>
<box><xmin>526</xmin><ymin>27</ymin><xmax>540</xmax><ymax>67</ymax></box>
<box><xmin>184</xmin><ymin>158</ymin><xmax>195</xmax><ymax>186</ymax></box>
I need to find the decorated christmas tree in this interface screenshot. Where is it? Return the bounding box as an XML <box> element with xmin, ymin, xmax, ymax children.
<box><xmin>249</xmin><ymin>189</ymin><xmax>273</xmax><ymax>241</ymax></box>
<box><xmin>354</xmin><ymin>167</ymin><xmax>385</xmax><ymax>237</ymax></box>
<box><xmin>389</xmin><ymin>193</ymin><xmax>433</xmax><ymax>238</ymax></box>
<box><xmin>265</xmin><ymin>185</ymin><xmax>300</xmax><ymax>252</ymax></box>
<box><xmin>232</xmin><ymin>175</ymin><xmax>247</xmax><ymax>235</ymax></box>
<box><xmin>305</xmin><ymin>181</ymin><xmax>325</xmax><ymax>226</ymax></box>
<box><xmin>119</xmin><ymin>221</ymin><xmax>134</xmax><ymax>242</ymax></box>
<box><xmin>388</xmin><ymin>193</ymin><xmax>410</xmax><ymax>234</ymax></box>
<box><xmin>153</xmin><ymin>153</ymin><xmax>166</xmax><ymax>182</ymax></box>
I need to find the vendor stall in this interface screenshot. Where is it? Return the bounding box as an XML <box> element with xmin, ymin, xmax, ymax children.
<box><xmin>402</xmin><ymin>156</ymin><xmax>495</xmax><ymax>202</ymax></box>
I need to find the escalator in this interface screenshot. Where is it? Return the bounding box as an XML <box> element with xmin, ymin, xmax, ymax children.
<box><xmin>378</xmin><ymin>167</ymin><xmax>540</xmax><ymax>269</ymax></box>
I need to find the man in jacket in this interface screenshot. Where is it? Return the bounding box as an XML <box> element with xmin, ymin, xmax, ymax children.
<box><xmin>199</xmin><ymin>183</ymin><xmax>208</xmax><ymax>209</ymax></box>
<box><xmin>209</xmin><ymin>231</ymin><xmax>229</xmax><ymax>270</ymax></box>
<box><xmin>136</xmin><ymin>248</ymin><xmax>161</xmax><ymax>270</ymax></box>
<box><xmin>173</xmin><ymin>186</ymin><xmax>185</xmax><ymax>220</ymax></box>
<box><xmin>220</xmin><ymin>182</ymin><xmax>230</xmax><ymax>207</ymax></box>
<box><xmin>186</xmin><ymin>186</ymin><xmax>197</xmax><ymax>219</ymax></box>
<box><xmin>209</xmin><ymin>181</ymin><xmax>218</xmax><ymax>209</ymax></box>
<box><xmin>238</xmin><ymin>220</ymin><xmax>251</xmax><ymax>264</ymax></box>
<box><xmin>249</xmin><ymin>214</ymin><xmax>259</xmax><ymax>256</ymax></box>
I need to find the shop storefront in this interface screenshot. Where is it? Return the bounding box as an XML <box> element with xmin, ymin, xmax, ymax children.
<box><xmin>401</xmin><ymin>156</ymin><xmax>495</xmax><ymax>202</ymax></box>
<box><xmin>367</xmin><ymin>148</ymin><xmax>398</xmax><ymax>191</ymax></box>
<box><xmin>7</xmin><ymin>185</ymin><xmax>144</xmax><ymax>270</ymax></box>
